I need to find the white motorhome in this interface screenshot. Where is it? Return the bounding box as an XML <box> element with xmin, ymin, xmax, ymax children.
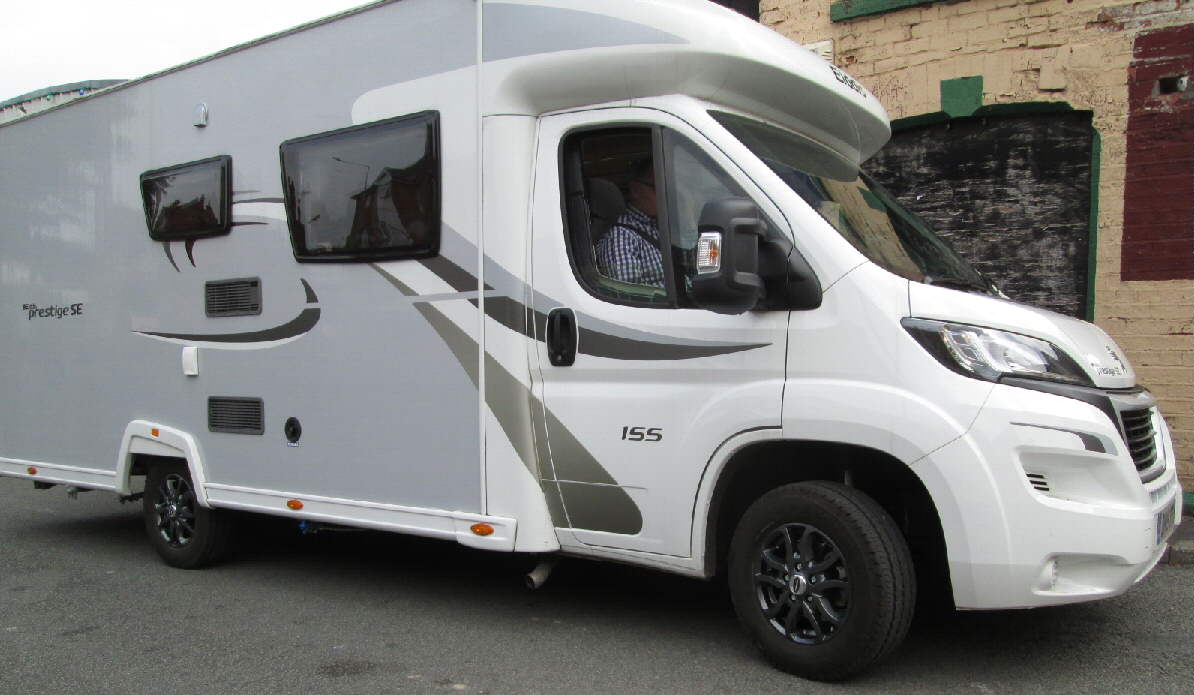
<box><xmin>0</xmin><ymin>0</ymin><xmax>1182</xmax><ymax>681</ymax></box>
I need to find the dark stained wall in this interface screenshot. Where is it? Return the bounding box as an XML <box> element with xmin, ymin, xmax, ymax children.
<box><xmin>1122</xmin><ymin>24</ymin><xmax>1194</xmax><ymax>282</ymax></box>
<box><xmin>710</xmin><ymin>0</ymin><xmax>760</xmax><ymax>20</ymax></box>
<box><xmin>866</xmin><ymin>112</ymin><xmax>1094</xmax><ymax>318</ymax></box>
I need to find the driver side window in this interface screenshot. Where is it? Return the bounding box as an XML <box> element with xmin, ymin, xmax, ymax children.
<box><xmin>661</xmin><ymin>130</ymin><xmax>751</xmax><ymax>306</ymax></box>
<box><xmin>558</xmin><ymin>125</ymin><xmax>762</xmax><ymax>308</ymax></box>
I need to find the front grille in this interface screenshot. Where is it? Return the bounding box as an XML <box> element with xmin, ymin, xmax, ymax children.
<box><xmin>208</xmin><ymin>397</ymin><xmax>264</xmax><ymax>435</ymax></box>
<box><xmin>1119</xmin><ymin>408</ymin><xmax>1157</xmax><ymax>473</ymax></box>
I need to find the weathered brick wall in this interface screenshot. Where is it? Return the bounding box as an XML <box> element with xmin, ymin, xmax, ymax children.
<box><xmin>762</xmin><ymin>0</ymin><xmax>1194</xmax><ymax>487</ymax></box>
<box><xmin>867</xmin><ymin>112</ymin><xmax>1094</xmax><ymax>318</ymax></box>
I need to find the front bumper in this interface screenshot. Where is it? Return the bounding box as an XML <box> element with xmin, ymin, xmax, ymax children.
<box><xmin>916</xmin><ymin>382</ymin><xmax>1182</xmax><ymax>610</ymax></box>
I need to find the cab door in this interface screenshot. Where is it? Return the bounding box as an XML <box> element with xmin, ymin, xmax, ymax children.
<box><xmin>529</xmin><ymin>107</ymin><xmax>790</xmax><ymax>556</ymax></box>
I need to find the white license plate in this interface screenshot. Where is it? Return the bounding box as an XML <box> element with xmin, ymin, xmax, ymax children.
<box><xmin>1156</xmin><ymin>505</ymin><xmax>1176</xmax><ymax>546</ymax></box>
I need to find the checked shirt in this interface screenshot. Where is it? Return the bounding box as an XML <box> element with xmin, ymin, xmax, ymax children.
<box><xmin>595</xmin><ymin>205</ymin><xmax>665</xmax><ymax>287</ymax></box>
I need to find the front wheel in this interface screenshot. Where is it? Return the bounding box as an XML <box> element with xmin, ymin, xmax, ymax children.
<box><xmin>142</xmin><ymin>462</ymin><xmax>233</xmax><ymax>569</ymax></box>
<box><xmin>728</xmin><ymin>481</ymin><xmax>915</xmax><ymax>681</ymax></box>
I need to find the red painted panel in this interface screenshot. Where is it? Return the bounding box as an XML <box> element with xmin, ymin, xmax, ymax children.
<box><xmin>1122</xmin><ymin>24</ymin><xmax>1194</xmax><ymax>282</ymax></box>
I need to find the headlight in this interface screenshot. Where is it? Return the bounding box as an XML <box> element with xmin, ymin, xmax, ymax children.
<box><xmin>902</xmin><ymin>318</ymin><xmax>1092</xmax><ymax>386</ymax></box>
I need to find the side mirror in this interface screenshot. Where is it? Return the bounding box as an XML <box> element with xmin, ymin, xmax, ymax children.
<box><xmin>689</xmin><ymin>198</ymin><xmax>766</xmax><ymax>315</ymax></box>
<box><xmin>758</xmin><ymin>233</ymin><xmax>823</xmax><ymax>311</ymax></box>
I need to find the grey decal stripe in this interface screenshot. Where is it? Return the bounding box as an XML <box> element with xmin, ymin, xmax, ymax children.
<box><xmin>424</xmin><ymin>234</ymin><xmax>770</xmax><ymax>359</ymax></box>
<box><xmin>369</xmin><ymin>263</ymin><xmax>637</xmax><ymax>534</ymax></box>
<box><xmin>479</xmin><ymin>295</ymin><xmax>769</xmax><ymax>360</ymax></box>
<box><xmin>419</xmin><ymin>255</ymin><xmax>490</xmax><ymax>293</ymax></box>
<box><xmin>474</xmin><ymin>296</ymin><xmax>533</xmax><ymax>337</ymax></box>
<box><xmin>162</xmin><ymin>242</ymin><xmax>180</xmax><ymax>273</ymax></box>
<box><xmin>135</xmin><ymin>279</ymin><xmax>320</xmax><ymax>344</ymax></box>
<box><xmin>1011</xmin><ymin>422</ymin><xmax>1110</xmax><ymax>454</ymax></box>
<box><xmin>531</xmin><ymin>397</ymin><xmax>570</xmax><ymax>528</ymax></box>
<box><xmin>556</xmin><ymin>482</ymin><xmax>642</xmax><ymax>536</ymax></box>
<box><xmin>482</xmin><ymin>4</ymin><xmax>685</xmax><ymax>62</ymax></box>
<box><xmin>301</xmin><ymin>279</ymin><xmax>319</xmax><ymax>304</ymax></box>
<box><xmin>136</xmin><ymin>308</ymin><xmax>320</xmax><ymax>343</ymax></box>
<box><xmin>577</xmin><ymin>326</ymin><xmax>768</xmax><ymax>360</ymax></box>
<box><xmin>370</xmin><ymin>263</ymin><xmax>416</xmax><ymax>297</ymax></box>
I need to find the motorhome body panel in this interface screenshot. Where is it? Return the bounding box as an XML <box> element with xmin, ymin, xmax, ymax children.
<box><xmin>481</xmin><ymin>0</ymin><xmax>889</xmax><ymax>166</ymax></box>
<box><xmin>1</xmin><ymin>0</ymin><xmax>486</xmax><ymax>514</ymax></box>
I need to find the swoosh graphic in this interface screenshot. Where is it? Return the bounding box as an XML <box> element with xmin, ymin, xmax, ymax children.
<box><xmin>409</xmin><ymin>252</ymin><xmax>770</xmax><ymax>360</ymax></box>
<box><xmin>133</xmin><ymin>280</ymin><xmax>320</xmax><ymax>347</ymax></box>
<box><xmin>162</xmin><ymin>242</ymin><xmax>180</xmax><ymax>273</ymax></box>
<box><xmin>479</xmin><ymin>295</ymin><xmax>768</xmax><ymax>360</ymax></box>
<box><xmin>369</xmin><ymin>263</ymin><xmax>642</xmax><ymax>535</ymax></box>
<box><xmin>135</xmin><ymin>307</ymin><xmax>320</xmax><ymax>344</ymax></box>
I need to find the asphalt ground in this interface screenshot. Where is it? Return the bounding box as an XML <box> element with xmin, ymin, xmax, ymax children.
<box><xmin>2</xmin><ymin>477</ymin><xmax>1191</xmax><ymax>695</ymax></box>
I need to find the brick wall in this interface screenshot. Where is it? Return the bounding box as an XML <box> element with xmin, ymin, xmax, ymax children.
<box><xmin>867</xmin><ymin>112</ymin><xmax>1095</xmax><ymax>318</ymax></box>
<box><xmin>762</xmin><ymin>0</ymin><xmax>1194</xmax><ymax>487</ymax></box>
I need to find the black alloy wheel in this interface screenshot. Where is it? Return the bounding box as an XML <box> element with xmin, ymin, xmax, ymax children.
<box><xmin>753</xmin><ymin>523</ymin><xmax>850</xmax><ymax>645</ymax></box>
<box><xmin>153</xmin><ymin>472</ymin><xmax>197</xmax><ymax>548</ymax></box>
<box><xmin>728</xmin><ymin>481</ymin><xmax>915</xmax><ymax>681</ymax></box>
<box><xmin>143</xmin><ymin>462</ymin><xmax>233</xmax><ymax>569</ymax></box>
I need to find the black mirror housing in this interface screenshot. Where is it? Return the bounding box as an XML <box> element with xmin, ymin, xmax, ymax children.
<box><xmin>690</xmin><ymin>198</ymin><xmax>766</xmax><ymax>314</ymax></box>
<box><xmin>758</xmin><ymin>234</ymin><xmax>823</xmax><ymax>311</ymax></box>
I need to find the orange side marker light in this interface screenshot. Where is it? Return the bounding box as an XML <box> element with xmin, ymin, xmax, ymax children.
<box><xmin>151</xmin><ymin>428</ymin><xmax>160</xmax><ymax>437</ymax></box>
<box><xmin>286</xmin><ymin>500</ymin><xmax>304</xmax><ymax>511</ymax></box>
<box><xmin>470</xmin><ymin>523</ymin><xmax>494</xmax><ymax>537</ymax></box>
<box><xmin>27</xmin><ymin>467</ymin><xmax>38</xmax><ymax>475</ymax></box>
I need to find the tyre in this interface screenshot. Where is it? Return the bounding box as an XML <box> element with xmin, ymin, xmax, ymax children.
<box><xmin>728</xmin><ymin>481</ymin><xmax>915</xmax><ymax>681</ymax></box>
<box><xmin>142</xmin><ymin>461</ymin><xmax>233</xmax><ymax>569</ymax></box>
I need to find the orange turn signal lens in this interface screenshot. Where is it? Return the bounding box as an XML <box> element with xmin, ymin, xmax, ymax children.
<box><xmin>286</xmin><ymin>499</ymin><xmax>304</xmax><ymax>511</ymax></box>
<box><xmin>151</xmin><ymin>428</ymin><xmax>160</xmax><ymax>437</ymax></box>
<box><xmin>470</xmin><ymin>523</ymin><xmax>494</xmax><ymax>537</ymax></box>
<box><xmin>27</xmin><ymin>467</ymin><xmax>38</xmax><ymax>475</ymax></box>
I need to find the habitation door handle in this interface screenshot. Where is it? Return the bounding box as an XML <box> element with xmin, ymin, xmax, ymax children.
<box><xmin>546</xmin><ymin>307</ymin><xmax>577</xmax><ymax>367</ymax></box>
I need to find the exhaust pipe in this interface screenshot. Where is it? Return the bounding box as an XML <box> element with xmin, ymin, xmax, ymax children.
<box><xmin>525</xmin><ymin>556</ymin><xmax>559</xmax><ymax>590</ymax></box>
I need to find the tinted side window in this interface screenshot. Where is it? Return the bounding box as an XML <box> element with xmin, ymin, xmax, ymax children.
<box><xmin>140</xmin><ymin>155</ymin><xmax>231</xmax><ymax>241</ymax></box>
<box><xmin>660</xmin><ymin>130</ymin><xmax>752</xmax><ymax>306</ymax></box>
<box><xmin>282</xmin><ymin>111</ymin><xmax>440</xmax><ymax>262</ymax></box>
<box><xmin>559</xmin><ymin>128</ymin><xmax>673</xmax><ymax>307</ymax></box>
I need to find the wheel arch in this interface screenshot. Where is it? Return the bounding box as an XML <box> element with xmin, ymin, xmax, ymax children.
<box><xmin>698</xmin><ymin>438</ymin><xmax>951</xmax><ymax>604</ymax></box>
<box><xmin>116</xmin><ymin>420</ymin><xmax>212</xmax><ymax>507</ymax></box>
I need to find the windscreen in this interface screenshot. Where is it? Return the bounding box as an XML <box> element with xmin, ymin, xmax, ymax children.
<box><xmin>710</xmin><ymin>111</ymin><xmax>994</xmax><ymax>294</ymax></box>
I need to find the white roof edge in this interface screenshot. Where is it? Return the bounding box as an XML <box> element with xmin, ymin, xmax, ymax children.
<box><xmin>0</xmin><ymin>0</ymin><xmax>402</xmax><ymax>129</ymax></box>
<box><xmin>481</xmin><ymin>0</ymin><xmax>890</xmax><ymax>164</ymax></box>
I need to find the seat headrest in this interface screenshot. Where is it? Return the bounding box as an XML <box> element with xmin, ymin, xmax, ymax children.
<box><xmin>587</xmin><ymin>178</ymin><xmax>625</xmax><ymax>222</ymax></box>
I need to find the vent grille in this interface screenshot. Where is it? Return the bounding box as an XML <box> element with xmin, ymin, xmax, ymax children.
<box><xmin>208</xmin><ymin>397</ymin><xmax>264</xmax><ymax>435</ymax></box>
<box><xmin>1025</xmin><ymin>472</ymin><xmax>1050</xmax><ymax>493</ymax></box>
<box><xmin>206</xmin><ymin>278</ymin><xmax>262</xmax><ymax>317</ymax></box>
<box><xmin>1120</xmin><ymin>408</ymin><xmax>1157</xmax><ymax>474</ymax></box>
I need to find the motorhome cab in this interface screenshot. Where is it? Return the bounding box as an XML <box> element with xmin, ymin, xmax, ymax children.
<box><xmin>0</xmin><ymin>0</ymin><xmax>1182</xmax><ymax>681</ymax></box>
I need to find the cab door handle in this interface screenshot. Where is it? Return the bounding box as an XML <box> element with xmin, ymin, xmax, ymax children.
<box><xmin>546</xmin><ymin>308</ymin><xmax>577</xmax><ymax>367</ymax></box>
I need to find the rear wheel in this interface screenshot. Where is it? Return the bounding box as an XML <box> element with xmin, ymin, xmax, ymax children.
<box><xmin>728</xmin><ymin>481</ymin><xmax>915</xmax><ymax>681</ymax></box>
<box><xmin>142</xmin><ymin>462</ymin><xmax>232</xmax><ymax>568</ymax></box>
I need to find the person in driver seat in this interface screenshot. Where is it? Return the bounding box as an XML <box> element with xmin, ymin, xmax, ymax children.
<box><xmin>596</xmin><ymin>160</ymin><xmax>664</xmax><ymax>287</ymax></box>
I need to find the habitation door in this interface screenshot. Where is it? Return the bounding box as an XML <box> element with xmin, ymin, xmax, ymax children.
<box><xmin>528</xmin><ymin>108</ymin><xmax>790</xmax><ymax>556</ymax></box>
